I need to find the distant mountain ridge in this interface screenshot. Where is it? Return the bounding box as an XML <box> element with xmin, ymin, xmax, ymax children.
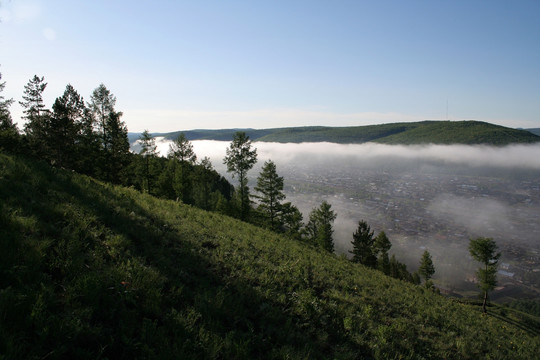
<box><xmin>148</xmin><ymin>121</ymin><xmax>540</xmax><ymax>145</ymax></box>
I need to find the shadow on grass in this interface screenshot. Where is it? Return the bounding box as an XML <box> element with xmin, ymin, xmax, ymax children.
<box><xmin>0</xmin><ymin>154</ymin><xmax>371</xmax><ymax>359</ymax></box>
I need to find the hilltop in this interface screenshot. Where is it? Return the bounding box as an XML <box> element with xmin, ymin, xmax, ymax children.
<box><xmin>1</xmin><ymin>153</ymin><xmax>540</xmax><ymax>359</ymax></box>
<box><xmin>157</xmin><ymin>121</ymin><xmax>540</xmax><ymax>145</ymax></box>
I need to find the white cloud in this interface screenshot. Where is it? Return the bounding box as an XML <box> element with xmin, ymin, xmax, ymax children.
<box><xmin>42</xmin><ymin>27</ymin><xmax>56</xmax><ymax>41</ymax></box>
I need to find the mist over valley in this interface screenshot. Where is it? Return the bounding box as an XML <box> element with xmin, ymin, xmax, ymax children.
<box><xmin>133</xmin><ymin>138</ymin><xmax>540</xmax><ymax>299</ymax></box>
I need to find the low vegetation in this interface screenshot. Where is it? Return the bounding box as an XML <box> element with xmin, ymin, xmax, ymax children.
<box><xmin>2</xmin><ymin>152</ymin><xmax>540</xmax><ymax>359</ymax></box>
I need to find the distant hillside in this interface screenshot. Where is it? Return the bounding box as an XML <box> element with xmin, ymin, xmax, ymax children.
<box><xmin>526</xmin><ymin>128</ymin><xmax>540</xmax><ymax>136</ymax></box>
<box><xmin>154</xmin><ymin>121</ymin><xmax>540</xmax><ymax>145</ymax></box>
<box><xmin>2</xmin><ymin>152</ymin><xmax>540</xmax><ymax>359</ymax></box>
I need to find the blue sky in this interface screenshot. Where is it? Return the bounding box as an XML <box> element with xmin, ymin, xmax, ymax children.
<box><xmin>1</xmin><ymin>0</ymin><xmax>539</xmax><ymax>132</ymax></box>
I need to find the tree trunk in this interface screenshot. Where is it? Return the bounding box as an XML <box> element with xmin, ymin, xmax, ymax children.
<box><xmin>482</xmin><ymin>290</ymin><xmax>488</xmax><ymax>313</ymax></box>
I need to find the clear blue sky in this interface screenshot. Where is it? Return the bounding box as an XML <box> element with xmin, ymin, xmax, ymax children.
<box><xmin>1</xmin><ymin>0</ymin><xmax>539</xmax><ymax>132</ymax></box>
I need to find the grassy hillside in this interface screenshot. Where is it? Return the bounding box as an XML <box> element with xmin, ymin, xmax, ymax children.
<box><xmin>1</xmin><ymin>153</ymin><xmax>540</xmax><ymax>359</ymax></box>
<box><xmin>156</xmin><ymin>121</ymin><xmax>540</xmax><ymax>145</ymax></box>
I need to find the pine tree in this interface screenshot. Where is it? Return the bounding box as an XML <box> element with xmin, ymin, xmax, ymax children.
<box><xmin>88</xmin><ymin>84</ymin><xmax>129</xmax><ymax>182</ymax></box>
<box><xmin>306</xmin><ymin>201</ymin><xmax>336</xmax><ymax>252</ymax></box>
<box><xmin>168</xmin><ymin>133</ymin><xmax>196</xmax><ymax>164</ymax></box>
<box><xmin>223</xmin><ymin>132</ymin><xmax>257</xmax><ymax>221</ymax></box>
<box><xmin>104</xmin><ymin>110</ymin><xmax>130</xmax><ymax>183</ymax></box>
<box><xmin>254</xmin><ymin>160</ymin><xmax>286</xmax><ymax>231</ymax></box>
<box><xmin>168</xmin><ymin>133</ymin><xmax>197</xmax><ymax>203</ymax></box>
<box><xmin>193</xmin><ymin>157</ymin><xmax>213</xmax><ymax>210</ymax></box>
<box><xmin>469</xmin><ymin>237</ymin><xmax>501</xmax><ymax>313</ymax></box>
<box><xmin>280</xmin><ymin>202</ymin><xmax>304</xmax><ymax>240</ymax></box>
<box><xmin>20</xmin><ymin>75</ymin><xmax>50</xmax><ymax>156</ymax></box>
<box><xmin>374</xmin><ymin>231</ymin><xmax>392</xmax><ymax>275</ymax></box>
<box><xmin>89</xmin><ymin>83</ymin><xmax>116</xmax><ymax>152</ymax></box>
<box><xmin>418</xmin><ymin>250</ymin><xmax>435</xmax><ymax>287</ymax></box>
<box><xmin>138</xmin><ymin>130</ymin><xmax>158</xmax><ymax>193</ymax></box>
<box><xmin>349</xmin><ymin>220</ymin><xmax>377</xmax><ymax>267</ymax></box>
<box><xmin>0</xmin><ymin>71</ymin><xmax>18</xmax><ymax>151</ymax></box>
<box><xmin>48</xmin><ymin>84</ymin><xmax>86</xmax><ymax>168</ymax></box>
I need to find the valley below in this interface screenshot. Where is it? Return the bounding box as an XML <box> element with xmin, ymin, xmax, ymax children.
<box><xmin>148</xmin><ymin>139</ymin><xmax>540</xmax><ymax>301</ymax></box>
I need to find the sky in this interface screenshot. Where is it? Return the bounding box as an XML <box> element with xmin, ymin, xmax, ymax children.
<box><xmin>1</xmin><ymin>0</ymin><xmax>539</xmax><ymax>132</ymax></box>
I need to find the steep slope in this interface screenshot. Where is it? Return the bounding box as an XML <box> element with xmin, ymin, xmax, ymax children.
<box><xmin>1</xmin><ymin>153</ymin><xmax>539</xmax><ymax>359</ymax></box>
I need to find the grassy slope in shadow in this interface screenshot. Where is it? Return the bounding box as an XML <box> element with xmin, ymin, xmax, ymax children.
<box><xmin>1</xmin><ymin>153</ymin><xmax>539</xmax><ymax>359</ymax></box>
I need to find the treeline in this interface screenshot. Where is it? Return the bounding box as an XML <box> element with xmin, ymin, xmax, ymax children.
<box><xmin>0</xmin><ymin>73</ymin><xmax>234</xmax><ymax>212</ymax></box>
<box><xmin>1</xmin><ymin>71</ymin><xmax>504</xmax><ymax>309</ymax></box>
<box><xmin>0</xmin><ymin>70</ymin><xmax>432</xmax><ymax>287</ymax></box>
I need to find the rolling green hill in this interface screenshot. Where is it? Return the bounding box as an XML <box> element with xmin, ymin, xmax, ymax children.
<box><xmin>2</xmin><ymin>153</ymin><xmax>540</xmax><ymax>359</ymax></box>
<box><xmin>157</xmin><ymin>121</ymin><xmax>540</xmax><ymax>145</ymax></box>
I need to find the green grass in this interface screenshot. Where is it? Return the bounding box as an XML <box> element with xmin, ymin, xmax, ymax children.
<box><xmin>1</xmin><ymin>152</ymin><xmax>540</xmax><ymax>359</ymax></box>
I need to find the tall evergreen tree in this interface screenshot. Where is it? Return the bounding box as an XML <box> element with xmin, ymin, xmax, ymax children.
<box><xmin>193</xmin><ymin>157</ymin><xmax>213</xmax><ymax>210</ymax></box>
<box><xmin>20</xmin><ymin>75</ymin><xmax>50</xmax><ymax>156</ymax></box>
<box><xmin>0</xmin><ymin>71</ymin><xmax>18</xmax><ymax>151</ymax></box>
<box><xmin>89</xmin><ymin>83</ymin><xmax>116</xmax><ymax>152</ymax></box>
<box><xmin>418</xmin><ymin>250</ymin><xmax>435</xmax><ymax>287</ymax></box>
<box><xmin>103</xmin><ymin>110</ymin><xmax>130</xmax><ymax>183</ymax></box>
<box><xmin>223</xmin><ymin>132</ymin><xmax>257</xmax><ymax>220</ymax></box>
<box><xmin>168</xmin><ymin>133</ymin><xmax>196</xmax><ymax>164</ymax></box>
<box><xmin>48</xmin><ymin>84</ymin><xmax>86</xmax><ymax>168</ymax></box>
<box><xmin>349</xmin><ymin>220</ymin><xmax>377</xmax><ymax>267</ymax></box>
<box><xmin>168</xmin><ymin>133</ymin><xmax>197</xmax><ymax>203</ymax></box>
<box><xmin>469</xmin><ymin>237</ymin><xmax>501</xmax><ymax>313</ymax></box>
<box><xmin>280</xmin><ymin>202</ymin><xmax>304</xmax><ymax>240</ymax></box>
<box><xmin>138</xmin><ymin>130</ymin><xmax>158</xmax><ymax>193</ymax></box>
<box><xmin>19</xmin><ymin>75</ymin><xmax>48</xmax><ymax>121</ymax></box>
<box><xmin>374</xmin><ymin>231</ymin><xmax>392</xmax><ymax>274</ymax></box>
<box><xmin>254</xmin><ymin>160</ymin><xmax>286</xmax><ymax>231</ymax></box>
<box><xmin>305</xmin><ymin>201</ymin><xmax>336</xmax><ymax>252</ymax></box>
<box><xmin>88</xmin><ymin>84</ymin><xmax>129</xmax><ymax>182</ymax></box>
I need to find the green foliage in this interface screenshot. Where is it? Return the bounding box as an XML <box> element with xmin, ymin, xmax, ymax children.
<box><xmin>0</xmin><ymin>71</ymin><xmax>19</xmax><ymax>151</ymax></box>
<box><xmin>254</xmin><ymin>160</ymin><xmax>286</xmax><ymax>231</ymax></box>
<box><xmin>162</xmin><ymin>121</ymin><xmax>540</xmax><ymax>145</ymax></box>
<box><xmin>419</xmin><ymin>250</ymin><xmax>435</xmax><ymax>284</ymax></box>
<box><xmin>223</xmin><ymin>131</ymin><xmax>258</xmax><ymax>220</ymax></box>
<box><xmin>305</xmin><ymin>201</ymin><xmax>336</xmax><ymax>252</ymax></box>
<box><xmin>349</xmin><ymin>220</ymin><xmax>377</xmax><ymax>267</ymax></box>
<box><xmin>138</xmin><ymin>130</ymin><xmax>158</xmax><ymax>193</ymax></box>
<box><xmin>469</xmin><ymin>237</ymin><xmax>501</xmax><ymax>313</ymax></box>
<box><xmin>1</xmin><ymin>153</ymin><xmax>540</xmax><ymax>359</ymax></box>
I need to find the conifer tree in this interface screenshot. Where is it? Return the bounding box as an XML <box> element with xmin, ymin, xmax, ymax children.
<box><xmin>138</xmin><ymin>130</ymin><xmax>158</xmax><ymax>193</ymax></box>
<box><xmin>418</xmin><ymin>250</ymin><xmax>435</xmax><ymax>287</ymax></box>
<box><xmin>88</xmin><ymin>84</ymin><xmax>129</xmax><ymax>182</ymax></box>
<box><xmin>306</xmin><ymin>201</ymin><xmax>336</xmax><ymax>252</ymax></box>
<box><xmin>280</xmin><ymin>202</ymin><xmax>304</xmax><ymax>240</ymax></box>
<box><xmin>168</xmin><ymin>133</ymin><xmax>196</xmax><ymax>164</ymax></box>
<box><xmin>349</xmin><ymin>220</ymin><xmax>377</xmax><ymax>267</ymax></box>
<box><xmin>0</xmin><ymin>71</ymin><xmax>18</xmax><ymax>151</ymax></box>
<box><xmin>103</xmin><ymin>110</ymin><xmax>130</xmax><ymax>183</ymax></box>
<box><xmin>374</xmin><ymin>231</ymin><xmax>392</xmax><ymax>274</ymax></box>
<box><xmin>193</xmin><ymin>157</ymin><xmax>213</xmax><ymax>210</ymax></box>
<box><xmin>89</xmin><ymin>83</ymin><xmax>116</xmax><ymax>152</ymax></box>
<box><xmin>48</xmin><ymin>84</ymin><xmax>86</xmax><ymax>168</ymax></box>
<box><xmin>469</xmin><ymin>237</ymin><xmax>501</xmax><ymax>313</ymax></box>
<box><xmin>168</xmin><ymin>133</ymin><xmax>197</xmax><ymax>203</ymax></box>
<box><xmin>223</xmin><ymin>131</ymin><xmax>257</xmax><ymax>220</ymax></box>
<box><xmin>20</xmin><ymin>75</ymin><xmax>50</xmax><ymax>155</ymax></box>
<box><xmin>254</xmin><ymin>160</ymin><xmax>286</xmax><ymax>231</ymax></box>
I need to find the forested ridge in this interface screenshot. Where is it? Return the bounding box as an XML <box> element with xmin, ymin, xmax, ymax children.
<box><xmin>2</xmin><ymin>72</ymin><xmax>540</xmax><ymax>359</ymax></box>
<box><xmin>158</xmin><ymin>121</ymin><xmax>540</xmax><ymax>145</ymax></box>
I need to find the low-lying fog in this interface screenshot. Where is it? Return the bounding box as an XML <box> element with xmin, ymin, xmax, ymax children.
<box><xmin>136</xmin><ymin>138</ymin><xmax>540</xmax><ymax>295</ymax></box>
